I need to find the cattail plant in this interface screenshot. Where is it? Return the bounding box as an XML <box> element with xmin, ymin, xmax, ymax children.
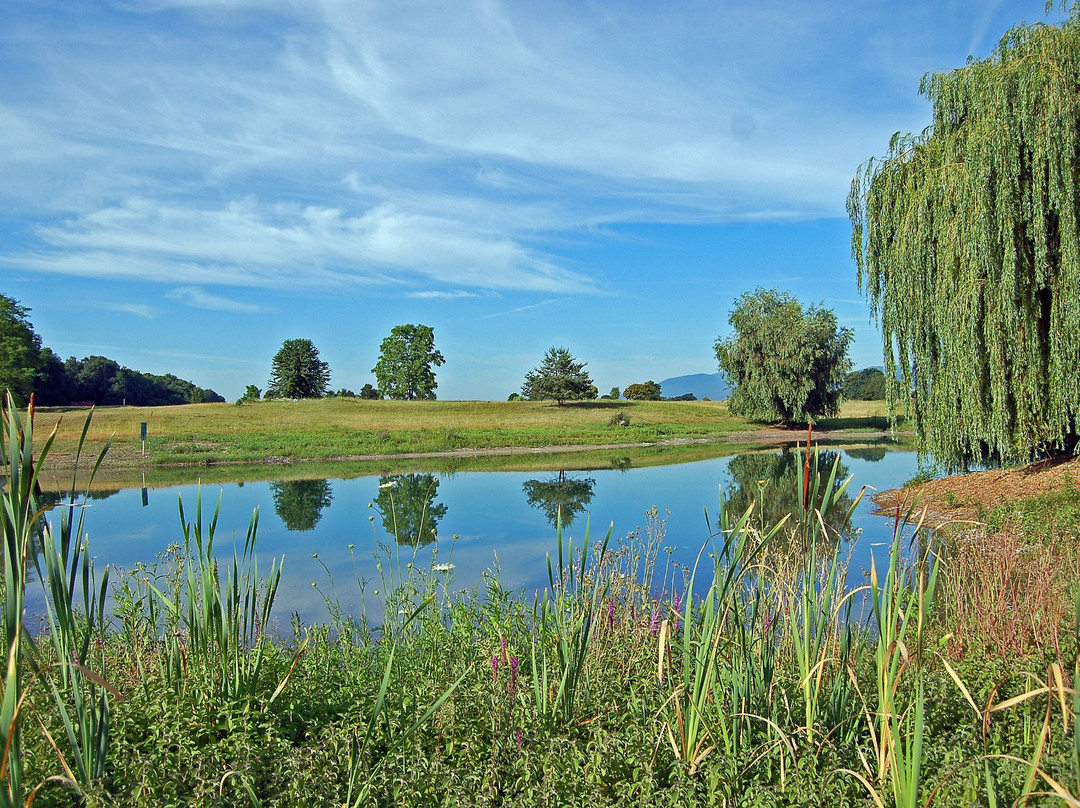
<box><xmin>147</xmin><ymin>489</ymin><xmax>296</xmax><ymax>710</ymax></box>
<box><xmin>0</xmin><ymin>393</ymin><xmax>116</xmax><ymax>802</ymax></box>
<box><xmin>657</xmin><ymin>496</ymin><xmax>790</xmax><ymax>784</ymax></box>
<box><xmin>531</xmin><ymin>511</ymin><xmax>613</xmax><ymax>725</ymax></box>
<box><xmin>0</xmin><ymin>393</ymin><xmax>39</xmax><ymax>806</ymax></box>
<box><xmin>28</xmin><ymin>404</ymin><xmax>115</xmax><ymax>790</ymax></box>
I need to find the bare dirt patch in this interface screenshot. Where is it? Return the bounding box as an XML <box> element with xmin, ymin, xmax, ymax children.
<box><xmin>873</xmin><ymin>454</ymin><xmax>1080</xmax><ymax>524</ymax></box>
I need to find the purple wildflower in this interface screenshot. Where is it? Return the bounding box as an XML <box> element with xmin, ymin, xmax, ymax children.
<box><xmin>509</xmin><ymin>656</ymin><xmax>519</xmax><ymax>698</ymax></box>
<box><xmin>491</xmin><ymin>655</ymin><xmax>499</xmax><ymax>681</ymax></box>
<box><xmin>648</xmin><ymin>606</ymin><xmax>661</xmax><ymax>635</ymax></box>
<box><xmin>762</xmin><ymin>610</ymin><xmax>775</xmax><ymax>634</ymax></box>
<box><xmin>515</xmin><ymin>729</ymin><xmax>523</xmax><ymax>750</ymax></box>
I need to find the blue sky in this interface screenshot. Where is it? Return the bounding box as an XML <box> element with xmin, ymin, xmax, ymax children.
<box><xmin>0</xmin><ymin>0</ymin><xmax>1062</xmax><ymax>401</ymax></box>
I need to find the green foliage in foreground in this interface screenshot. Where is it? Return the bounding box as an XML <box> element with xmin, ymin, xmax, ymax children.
<box><xmin>5</xmin><ymin>399</ymin><xmax>1078</xmax><ymax>807</ymax></box>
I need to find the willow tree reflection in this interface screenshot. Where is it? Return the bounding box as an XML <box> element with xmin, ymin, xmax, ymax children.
<box><xmin>721</xmin><ymin>450</ymin><xmax>857</xmax><ymax>550</ymax></box>
<box><xmin>844</xmin><ymin>446</ymin><xmax>889</xmax><ymax>462</ymax></box>
<box><xmin>373</xmin><ymin>474</ymin><xmax>448</xmax><ymax>547</ymax></box>
<box><xmin>269</xmin><ymin>479</ymin><xmax>333</xmax><ymax>532</ymax></box>
<box><xmin>522</xmin><ymin>471</ymin><xmax>596</xmax><ymax>528</ymax></box>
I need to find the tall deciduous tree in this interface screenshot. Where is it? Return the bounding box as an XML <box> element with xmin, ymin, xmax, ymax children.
<box><xmin>267</xmin><ymin>338</ymin><xmax>330</xmax><ymax>399</ymax></box>
<box><xmin>0</xmin><ymin>294</ymin><xmax>42</xmax><ymax>402</ymax></box>
<box><xmin>33</xmin><ymin>348</ymin><xmax>73</xmax><ymax>405</ymax></box>
<box><xmin>521</xmin><ymin>347</ymin><xmax>596</xmax><ymax>406</ymax></box>
<box><xmin>715</xmin><ymin>288</ymin><xmax>851</xmax><ymax>424</ymax></box>
<box><xmin>372</xmin><ymin>324</ymin><xmax>445</xmax><ymax>401</ymax></box>
<box><xmin>72</xmin><ymin>355</ymin><xmax>121</xmax><ymax>405</ymax></box>
<box><xmin>849</xmin><ymin>11</ymin><xmax>1080</xmax><ymax>468</ymax></box>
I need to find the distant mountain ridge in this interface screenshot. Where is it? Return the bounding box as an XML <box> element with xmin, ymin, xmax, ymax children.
<box><xmin>658</xmin><ymin>372</ymin><xmax>730</xmax><ymax>401</ymax></box>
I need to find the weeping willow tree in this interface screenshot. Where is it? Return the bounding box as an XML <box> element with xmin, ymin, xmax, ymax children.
<box><xmin>849</xmin><ymin>10</ymin><xmax>1080</xmax><ymax>469</ymax></box>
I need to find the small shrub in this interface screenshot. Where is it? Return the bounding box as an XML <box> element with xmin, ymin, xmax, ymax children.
<box><xmin>623</xmin><ymin>381</ymin><xmax>662</xmax><ymax>401</ymax></box>
<box><xmin>237</xmin><ymin>384</ymin><xmax>261</xmax><ymax>404</ymax></box>
<box><xmin>608</xmin><ymin>410</ymin><xmax>630</xmax><ymax>427</ymax></box>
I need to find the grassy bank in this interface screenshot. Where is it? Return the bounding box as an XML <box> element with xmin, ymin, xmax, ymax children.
<box><xmin>31</xmin><ymin>397</ymin><xmax>906</xmax><ymax>477</ymax></box>
<box><xmin>2</xmin><ymin>399</ymin><xmax>1075</xmax><ymax>807</ymax></box>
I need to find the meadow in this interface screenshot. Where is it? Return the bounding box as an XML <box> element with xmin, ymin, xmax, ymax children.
<box><xmin>3</xmin><ymin>396</ymin><xmax>1078</xmax><ymax>807</ymax></box>
<box><xmin>30</xmin><ymin>397</ymin><xmax>903</xmax><ymax>477</ymax></box>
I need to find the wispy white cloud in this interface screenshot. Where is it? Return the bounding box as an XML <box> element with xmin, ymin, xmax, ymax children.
<box><xmin>408</xmin><ymin>290</ymin><xmax>482</xmax><ymax>300</ymax></box>
<box><xmin>168</xmin><ymin>286</ymin><xmax>262</xmax><ymax>313</ymax></box>
<box><xmin>0</xmin><ymin>0</ymin><xmax>1060</xmax><ymax>299</ymax></box>
<box><xmin>481</xmin><ymin>298</ymin><xmax>569</xmax><ymax>319</ymax></box>
<box><xmin>94</xmin><ymin>301</ymin><xmax>156</xmax><ymax>320</ymax></box>
<box><xmin>9</xmin><ymin>197</ymin><xmax>594</xmax><ymax>293</ymax></box>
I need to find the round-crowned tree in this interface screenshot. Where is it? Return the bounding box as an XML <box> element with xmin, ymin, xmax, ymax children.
<box><xmin>715</xmin><ymin>288</ymin><xmax>851</xmax><ymax>424</ymax></box>
<box><xmin>266</xmin><ymin>338</ymin><xmax>330</xmax><ymax>399</ymax></box>
<box><xmin>842</xmin><ymin>368</ymin><xmax>886</xmax><ymax>401</ymax></box>
<box><xmin>372</xmin><ymin>324</ymin><xmax>445</xmax><ymax>401</ymax></box>
<box><xmin>623</xmin><ymin>381</ymin><xmax>662</xmax><ymax>401</ymax></box>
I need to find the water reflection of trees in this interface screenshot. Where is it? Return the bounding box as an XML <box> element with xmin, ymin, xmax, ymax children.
<box><xmin>269</xmin><ymin>479</ymin><xmax>333</xmax><ymax>531</ymax></box>
<box><xmin>844</xmin><ymin>446</ymin><xmax>889</xmax><ymax>462</ymax></box>
<box><xmin>721</xmin><ymin>450</ymin><xmax>857</xmax><ymax>550</ymax></box>
<box><xmin>522</xmin><ymin>471</ymin><xmax>596</xmax><ymax>528</ymax></box>
<box><xmin>36</xmin><ymin>488</ymin><xmax>122</xmax><ymax>508</ymax></box>
<box><xmin>374</xmin><ymin>474</ymin><xmax>448</xmax><ymax>547</ymax></box>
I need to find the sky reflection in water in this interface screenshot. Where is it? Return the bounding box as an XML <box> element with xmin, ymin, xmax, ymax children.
<box><xmin>43</xmin><ymin>448</ymin><xmax>922</xmax><ymax>626</ymax></box>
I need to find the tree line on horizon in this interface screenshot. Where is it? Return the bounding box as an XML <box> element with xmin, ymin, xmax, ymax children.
<box><xmin>0</xmin><ymin>294</ymin><xmax>224</xmax><ymax>407</ymax></box>
<box><xmin>2</xmin><ymin>287</ymin><xmax>887</xmax><ymax>418</ymax></box>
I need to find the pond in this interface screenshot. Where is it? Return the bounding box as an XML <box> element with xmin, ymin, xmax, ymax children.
<box><xmin>31</xmin><ymin>445</ymin><xmax>923</xmax><ymax>626</ymax></box>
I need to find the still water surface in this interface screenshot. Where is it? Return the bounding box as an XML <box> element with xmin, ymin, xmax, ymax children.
<box><xmin>50</xmin><ymin>446</ymin><xmax>921</xmax><ymax>625</ymax></box>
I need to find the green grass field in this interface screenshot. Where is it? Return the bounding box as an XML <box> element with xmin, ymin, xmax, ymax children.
<box><xmin>32</xmin><ymin>397</ymin><xmax>904</xmax><ymax>479</ymax></box>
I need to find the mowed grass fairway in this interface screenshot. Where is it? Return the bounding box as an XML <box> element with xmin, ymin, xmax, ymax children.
<box><xmin>31</xmin><ymin>397</ymin><xmax>899</xmax><ymax>472</ymax></box>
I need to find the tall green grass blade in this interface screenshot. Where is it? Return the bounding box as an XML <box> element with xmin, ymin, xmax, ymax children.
<box><xmin>535</xmin><ymin>511</ymin><xmax>613</xmax><ymax>725</ymax></box>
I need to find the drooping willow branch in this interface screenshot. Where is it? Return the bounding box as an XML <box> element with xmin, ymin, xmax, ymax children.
<box><xmin>848</xmin><ymin>11</ymin><xmax>1080</xmax><ymax>468</ymax></box>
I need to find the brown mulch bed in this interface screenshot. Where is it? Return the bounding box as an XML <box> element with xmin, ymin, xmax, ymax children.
<box><xmin>874</xmin><ymin>454</ymin><xmax>1080</xmax><ymax>525</ymax></box>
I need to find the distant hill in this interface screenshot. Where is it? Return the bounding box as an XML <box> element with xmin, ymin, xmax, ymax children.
<box><xmin>658</xmin><ymin>373</ymin><xmax>730</xmax><ymax>401</ymax></box>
